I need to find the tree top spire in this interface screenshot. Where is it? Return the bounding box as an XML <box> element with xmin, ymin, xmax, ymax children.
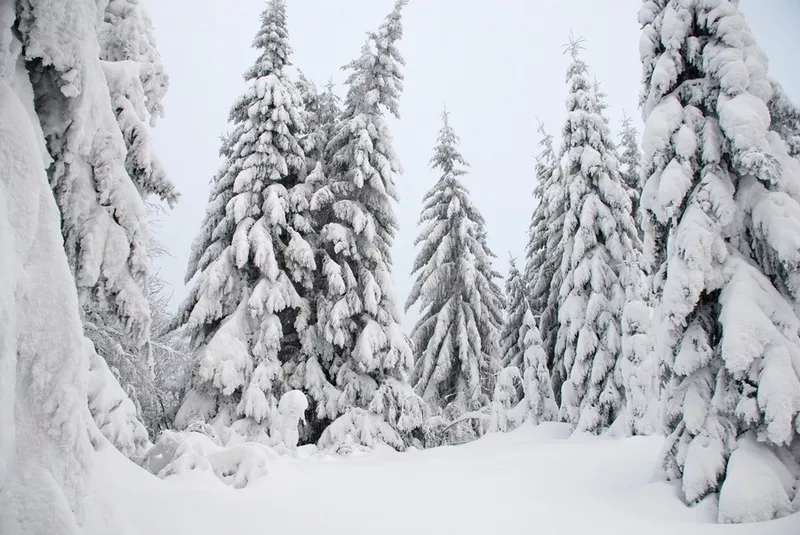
<box><xmin>562</xmin><ymin>30</ymin><xmax>586</xmax><ymax>59</ymax></box>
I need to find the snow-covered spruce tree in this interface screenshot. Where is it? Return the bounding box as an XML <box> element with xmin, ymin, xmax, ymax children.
<box><xmin>500</xmin><ymin>257</ymin><xmax>529</xmax><ymax>370</ymax></box>
<box><xmin>518</xmin><ymin>310</ymin><xmax>559</xmax><ymax>425</ymax></box>
<box><xmin>94</xmin><ymin>0</ymin><xmax>178</xmax><ymax>437</ymax></box>
<box><xmin>306</xmin><ymin>1</ymin><xmax>427</xmax><ymax>451</ymax></box>
<box><xmin>18</xmin><ymin>0</ymin><xmax>174</xmax><ymax>456</ymax></box>
<box><xmin>0</xmin><ymin>1</ymin><xmax>152</xmax><ymax>530</ymax></box>
<box><xmin>554</xmin><ymin>38</ymin><xmax>644</xmax><ymax>434</ymax></box>
<box><xmin>640</xmin><ymin>0</ymin><xmax>800</xmax><ymax>522</ymax></box>
<box><xmin>173</xmin><ymin>0</ymin><xmax>315</xmax><ymax>442</ymax></box>
<box><xmin>524</xmin><ymin>122</ymin><xmax>568</xmax><ymax>400</ymax></box>
<box><xmin>407</xmin><ymin>109</ymin><xmax>504</xmax><ymax>415</ymax></box>
<box><xmin>618</xmin><ymin>113</ymin><xmax>643</xmax><ymax>230</ymax></box>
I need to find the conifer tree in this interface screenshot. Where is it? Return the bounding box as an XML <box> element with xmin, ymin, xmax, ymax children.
<box><xmin>19</xmin><ymin>0</ymin><xmax>174</xmax><ymax>454</ymax></box>
<box><xmin>618</xmin><ymin>114</ymin><xmax>643</xmax><ymax>230</ymax></box>
<box><xmin>525</xmin><ymin>123</ymin><xmax>567</xmax><ymax>398</ymax></box>
<box><xmin>1</xmin><ymin>0</ymin><xmax>167</xmax><ymax>528</ymax></box>
<box><xmin>518</xmin><ymin>310</ymin><xmax>559</xmax><ymax>425</ymax></box>
<box><xmin>500</xmin><ymin>258</ymin><xmax>529</xmax><ymax>370</ymax></box>
<box><xmin>305</xmin><ymin>1</ymin><xmax>427</xmax><ymax>450</ymax></box>
<box><xmin>640</xmin><ymin>0</ymin><xmax>800</xmax><ymax>522</ymax></box>
<box><xmin>407</xmin><ymin>109</ymin><xmax>504</xmax><ymax>412</ymax></box>
<box><xmin>174</xmin><ymin>0</ymin><xmax>315</xmax><ymax>440</ymax></box>
<box><xmin>555</xmin><ymin>37</ymin><xmax>643</xmax><ymax>434</ymax></box>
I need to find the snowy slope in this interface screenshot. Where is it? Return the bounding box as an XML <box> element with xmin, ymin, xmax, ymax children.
<box><xmin>95</xmin><ymin>424</ymin><xmax>799</xmax><ymax>534</ymax></box>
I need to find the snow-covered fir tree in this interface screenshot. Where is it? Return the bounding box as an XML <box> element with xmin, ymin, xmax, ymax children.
<box><xmin>640</xmin><ymin>0</ymin><xmax>800</xmax><ymax>522</ymax></box>
<box><xmin>18</xmin><ymin>0</ymin><xmax>174</xmax><ymax>455</ymax></box>
<box><xmin>407</xmin><ymin>109</ymin><xmax>504</xmax><ymax>414</ymax></box>
<box><xmin>300</xmin><ymin>0</ymin><xmax>426</xmax><ymax>450</ymax></box>
<box><xmin>0</xmin><ymin>0</ymin><xmax>162</xmax><ymax>529</ymax></box>
<box><xmin>525</xmin><ymin>123</ymin><xmax>568</xmax><ymax>400</ymax></box>
<box><xmin>555</xmin><ymin>38</ymin><xmax>644</xmax><ymax>434</ymax></box>
<box><xmin>500</xmin><ymin>258</ymin><xmax>529</xmax><ymax>370</ymax></box>
<box><xmin>174</xmin><ymin>0</ymin><xmax>316</xmax><ymax>443</ymax></box>
<box><xmin>618</xmin><ymin>114</ymin><xmax>643</xmax><ymax>230</ymax></box>
<box><xmin>518</xmin><ymin>310</ymin><xmax>559</xmax><ymax>425</ymax></box>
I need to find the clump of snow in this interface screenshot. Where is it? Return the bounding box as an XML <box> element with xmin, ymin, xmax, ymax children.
<box><xmin>270</xmin><ymin>390</ymin><xmax>309</xmax><ymax>455</ymax></box>
<box><xmin>718</xmin><ymin>433</ymin><xmax>796</xmax><ymax>523</ymax></box>
<box><xmin>150</xmin><ymin>431</ymin><xmax>282</xmax><ymax>490</ymax></box>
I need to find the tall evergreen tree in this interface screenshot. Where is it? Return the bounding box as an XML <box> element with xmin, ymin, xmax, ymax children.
<box><xmin>1</xmin><ymin>0</ymin><xmax>169</xmax><ymax>528</ymax></box>
<box><xmin>174</xmin><ymin>0</ymin><xmax>315</xmax><ymax>440</ymax></box>
<box><xmin>304</xmin><ymin>1</ymin><xmax>426</xmax><ymax>450</ymax></box>
<box><xmin>554</xmin><ymin>38</ymin><xmax>644</xmax><ymax>434</ymax></box>
<box><xmin>20</xmin><ymin>0</ymin><xmax>174</xmax><ymax>455</ymax></box>
<box><xmin>406</xmin><ymin>110</ymin><xmax>504</xmax><ymax>412</ymax></box>
<box><xmin>640</xmin><ymin>0</ymin><xmax>800</xmax><ymax>522</ymax></box>
<box><xmin>525</xmin><ymin>122</ymin><xmax>567</xmax><ymax>399</ymax></box>
<box><xmin>618</xmin><ymin>114</ymin><xmax>643</xmax><ymax>230</ymax></box>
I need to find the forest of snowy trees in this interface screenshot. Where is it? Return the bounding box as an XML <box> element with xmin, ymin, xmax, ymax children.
<box><xmin>1</xmin><ymin>0</ymin><xmax>799</xmax><ymax>532</ymax></box>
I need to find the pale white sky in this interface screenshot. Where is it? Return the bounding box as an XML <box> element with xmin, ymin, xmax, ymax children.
<box><xmin>147</xmin><ymin>0</ymin><xmax>800</xmax><ymax>326</ymax></box>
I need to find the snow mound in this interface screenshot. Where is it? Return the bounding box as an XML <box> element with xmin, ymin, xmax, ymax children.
<box><xmin>718</xmin><ymin>433</ymin><xmax>796</xmax><ymax>524</ymax></box>
<box><xmin>147</xmin><ymin>431</ymin><xmax>282</xmax><ymax>489</ymax></box>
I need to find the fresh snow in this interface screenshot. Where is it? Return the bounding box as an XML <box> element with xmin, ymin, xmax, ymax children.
<box><xmin>94</xmin><ymin>424</ymin><xmax>800</xmax><ymax>535</ymax></box>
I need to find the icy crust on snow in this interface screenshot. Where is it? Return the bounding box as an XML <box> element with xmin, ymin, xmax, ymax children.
<box><xmin>0</xmin><ymin>37</ymin><xmax>94</xmax><ymax>533</ymax></box>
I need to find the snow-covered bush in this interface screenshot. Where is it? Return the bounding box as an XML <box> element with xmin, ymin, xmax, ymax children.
<box><xmin>485</xmin><ymin>367</ymin><xmax>524</xmax><ymax>433</ymax></box>
<box><xmin>318</xmin><ymin>408</ymin><xmax>405</xmax><ymax>454</ymax></box>
<box><xmin>150</xmin><ymin>431</ymin><xmax>281</xmax><ymax>489</ymax></box>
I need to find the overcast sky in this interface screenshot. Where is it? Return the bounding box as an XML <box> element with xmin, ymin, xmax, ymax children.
<box><xmin>147</xmin><ymin>0</ymin><xmax>800</xmax><ymax>326</ymax></box>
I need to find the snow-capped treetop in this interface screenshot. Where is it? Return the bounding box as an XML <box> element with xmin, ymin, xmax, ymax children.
<box><xmin>342</xmin><ymin>0</ymin><xmax>407</xmax><ymax>120</ymax></box>
<box><xmin>430</xmin><ymin>107</ymin><xmax>469</xmax><ymax>176</ymax></box>
<box><xmin>246</xmin><ymin>0</ymin><xmax>292</xmax><ymax>78</ymax></box>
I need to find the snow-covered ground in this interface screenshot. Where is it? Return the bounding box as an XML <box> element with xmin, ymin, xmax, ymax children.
<box><xmin>95</xmin><ymin>424</ymin><xmax>800</xmax><ymax>535</ymax></box>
